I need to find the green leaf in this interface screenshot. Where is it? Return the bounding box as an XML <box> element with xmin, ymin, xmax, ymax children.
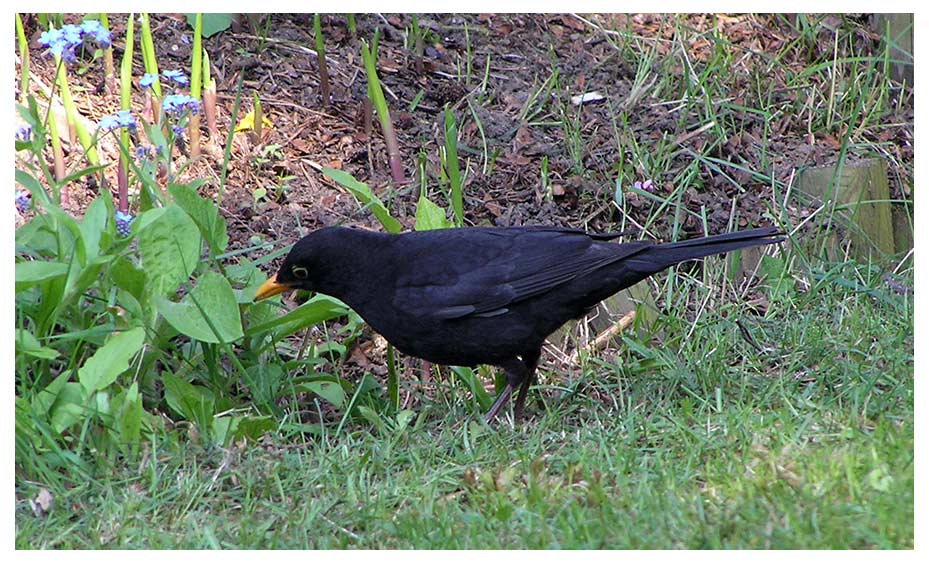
<box><xmin>49</xmin><ymin>382</ymin><xmax>85</xmax><ymax>433</ymax></box>
<box><xmin>323</xmin><ymin>168</ymin><xmax>403</xmax><ymax>234</ymax></box>
<box><xmin>14</xmin><ymin>328</ymin><xmax>60</xmax><ymax>359</ymax></box>
<box><xmin>168</xmin><ymin>182</ymin><xmax>229</xmax><ymax>253</ymax></box>
<box><xmin>77</xmin><ymin>327</ymin><xmax>146</xmax><ymax>394</ymax></box>
<box><xmin>360</xmin><ymin>40</ymin><xmax>390</xmax><ymax>127</ymax></box>
<box><xmin>115</xmin><ymin>288</ymin><xmax>144</xmax><ymax>323</ymax></box>
<box><xmin>395</xmin><ymin>409</ymin><xmax>415</xmax><ymax>433</ymax></box>
<box><xmin>14</xmin><ymin>196</ymin><xmax>90</xmax><ymax>268</ymax></box>
<box><xmin>56</xmin><ymin>165</ymin><xmax>110</xmax><ymax>194</ymax></box>
<box><xmin>244</xmin><ymin>363</ymin><xmax>283</xmax><ymax>406</ymax></box>
<box><xmin>138</xmin><ymin>205</ymin><xmax>201</xmax><ymax>297</ymax></box>
<box><xmin>443</xmin><ymin>107</ymin><xmax>463</xmax><ymax>225</ymax></box>
<box><xmin>15</xmin><ymin>213</ymin><xmax>60</xmax><ymax>256</ymax></box>
<box><xmin>78</xmin><ymin>198</ymin><xmax>108</xmax><ymax>259</ymax></box>
<box><xmin>246</xmin><ymin>294</ymin><xmax>349</xmax><ymax>336</ymax></box>
<box><xmin>32</xmin><ymin>372</ymin><xmax>71</xmax><ymax>417</ymax></box>
<box><xmin>43</xmin><ymin>202</ymin><xmax>88</xmax><ymax>267</ymax></box>
<box><xmin>357</xmin><ymin>405</ymin><xmax>386</xmax><ymax>432</ymax></box>
<box><xmin>185</xmin><ymin>13</ymin><xmax>235</xmax><ymax>38</ymax></box>
<box><xmin>234</xmin><ymin>416</ymin><xmax>277</xmax><ymax>441</ymax></box>
<box><xmin>867</xmin><ymin>466</ymin><xmax>894</xmax><ymax>492</ymax></box>
<box><xmin>109</xmin><ymin>256</ymin><xmax>146</xmax><ymax>301</ymax></box>
<box><xmin>155</xmin><ymin>271</ymin><xmax>243</xmax><ymax>343</ymax></box>
<box><xmin>67</xmin><ymin>255</ymin><xmax>111</xmax><ymax>302</ymax></box>
<box><xmin>295</xmin><ymin>380</ymin><xmax>346</xmax><ymax>408</ymax></box>
<box><xmin>15</xmin><ymin>261</ymin><xmax>69</xmax><ymax>293</ymax></box>
<box><xmin>132</xmin><ymin>206</ymin><xmax>168</xmax><ymax>234</ymax></box>
<box><xmin>451</xmin><ymin>366</ymin><xmax>491</xmax><ymax>410</ymax></box>
<box><xmin>212</xmin><ymin>416</ymin><xmax>238</xmax><ymax>445</ymax></box>
<box><xmin>92</xmin><ymin>390</ymin><xmax>111</xmax><ymax>419</ymax></box>
<box><xmin>758</xmin><ymin>254</ymin><xmax>793</xmax><ymax>301</ymax></box>
<box><xmin>162</xmin><ymin>372</ymin><xmax>215</xmax><ymax>427</ymax></box>
<box><xmin>15</xmin><ymin>168</ymin><xmax>51</xmax><ymax>208</ymax></box>
<box><xmin>414</xmin><ymin>194</ymin><xmax>454</xmax><ymax>231</ymax></box>
<box><xmin>117</xmin><ymin>382</ymin><xmax>142</xmax><ymax>445</ymax></box>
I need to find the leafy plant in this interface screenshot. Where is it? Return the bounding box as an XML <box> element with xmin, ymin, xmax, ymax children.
<box><xmin>14</xmin><ymin>16</ymin><xmax>357</xmax><ymax>479</ymax></box>
<box><xmin>33</xmin><ymin>16</ymin><xmax>113</xmax><ymax>200</ymax></box>
<box><xmin>313</xmin><ymin>14</ymin><xmax>331</xmax><ymax>107</ymax></box>
<box><xmin>188</xmin><ymin>13</ymin><xmax>203</xmax><ymax>157</ymax></box>
<box><xmin>184</xmin><ymin>13</ymin><xmax>235</xmax><ymax>38</ymax></box>
<box><xmin>360</xmin><ymin>38</ymin><xmax>405</xmax><ymax>183</ymax></box>
<box><xmin>323</xmin><ymin>168</ymin><xmax>403</xmax><ymax>233</ymax></box>
<box><xmin>442</xmin><ymin>106</ymin><xmax>464</xmax><ymax>226</ymax></box>
<box><xmin>15</xmin><ymin>14</ymin><xmax>30</xmax><ymax>103</ymax></box>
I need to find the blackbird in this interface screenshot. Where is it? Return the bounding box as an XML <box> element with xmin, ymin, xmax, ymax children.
<box><xmin>255</xmin><ymin>225</ymin><xmax>784</xmax><ymax>421</ymax></box>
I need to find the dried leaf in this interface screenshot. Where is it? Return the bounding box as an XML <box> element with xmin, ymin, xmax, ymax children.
<box><xmin>570</xmin><ymin>92</ymin><xmax>607</xmax><ymax>106</ymax></box>
<box><xmin>30</xmin><ymin>488</ymin><xmax>53</xmax><ymax>517</ymax></box>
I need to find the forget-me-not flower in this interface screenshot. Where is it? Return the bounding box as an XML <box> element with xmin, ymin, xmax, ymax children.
<box><xmin>98</xmin><ymin>110</ymin><xmax>136</xmax><ymax>132</ymax></box>
<box><xmin>39</xmin><ymin>26</ymin><xmax>81</xmax><ymax>62</ymax></box>
<box><xmin>163</xmin><ymin>94</ymin><xmax>201</xmax><ymax>117</ymax></box>
<box><xmin>38</xmin><ymin>20</ymin><xmax>112</xmax><ymax>63</ymax></box>
<box><xmin>79</xmin><ymin>20</ymin><xmax>111</xmax><ymax>48</ymax></box>
<box><xmin>161</xmin><ymin>70</ymin><xmax>189</xmax><ymax>86</ymax></box>
<box><xmin>15</xmin><ymin>191</ymin><xmax>31</xmax><ymax>213</ymax></box>
<box><xmin>15</xmin><ymin>124</ymin><xmax>32</xmax><ymax>143</ymax></box>
<box><xmin>114</xmin><ymin>211</ymin><xmax>134</xmax><ymax>237</ymax></box>
<box><xmin>140</xmin><ymin>73</ymin><xmax>159</xmax><ymax>89</ymax></box>
<box><xmin>135</xmin><ymin>144</ymin><xmax>162</xmax><ymax>161</ymax></box>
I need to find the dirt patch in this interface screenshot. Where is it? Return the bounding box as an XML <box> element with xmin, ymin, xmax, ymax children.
<box><xmin>17</xmin><ymin>13</ymin><xmax>913</xmax><ymax>267</ymax></box>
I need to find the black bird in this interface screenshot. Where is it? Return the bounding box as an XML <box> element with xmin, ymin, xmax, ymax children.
<box><xmin>255</xmin><ymin>225</ymin><xmax>784</xmax><ymax>422</ymax></box>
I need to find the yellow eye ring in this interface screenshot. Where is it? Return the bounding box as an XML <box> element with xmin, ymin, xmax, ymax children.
<box><xmin>291</xmin><ymin>266</ymin><xmax>308</xmax><ymax>279</ymax></box>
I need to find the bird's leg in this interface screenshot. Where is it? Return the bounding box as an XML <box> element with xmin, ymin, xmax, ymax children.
<box><xmin>513</xmin><ymin>350</ymin><xmax>541</xmax><ymax>420</ymax></box>
<box><xmin>482</xmin><ymin>383</ymin><xmax>514</xmax><ymax>423</ymax></box>
<box><xmin>483</xmin><ymin>358</ymin><xmax>529</xmax><ymax>423</ymax></box>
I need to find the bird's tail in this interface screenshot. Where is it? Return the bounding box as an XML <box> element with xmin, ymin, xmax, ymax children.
<box><xmin>626</xmin><ymin>226</ymin><xmax>784</xmax><ymax>272</ymax></box>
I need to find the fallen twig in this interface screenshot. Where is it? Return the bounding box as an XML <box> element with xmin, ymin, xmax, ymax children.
<box><xmin>569</xmin><ymin>309</ymin><xmax>636</xmax><ymax>364</ymax></box>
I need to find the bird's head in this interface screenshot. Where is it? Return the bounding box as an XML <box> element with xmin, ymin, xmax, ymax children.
<box><xmin>253</xmin><ymin>227</ymin><xmax>344</xmax><ymax>301</ymax></box>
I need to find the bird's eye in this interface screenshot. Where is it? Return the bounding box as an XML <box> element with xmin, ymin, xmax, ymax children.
<box><xmin>291</xmin><ymin>266</ymin><xmax>309</xmax><ymax>279</ymax></box>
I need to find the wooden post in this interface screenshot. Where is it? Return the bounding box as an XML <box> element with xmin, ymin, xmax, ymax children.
<box><xmin>796</xmin><ymin>158</ymin><xmax>896</xmax><ymax>262</ymax></box>
<box><xmin>873</xmin><ymin>14</ymin><xmax>913</xmax><ymax>86</ymax></box>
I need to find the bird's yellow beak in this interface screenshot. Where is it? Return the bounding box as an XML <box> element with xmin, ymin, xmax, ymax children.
<box><xmin>254</xmin><ymin>274</ymin><xmax>290</xmax><ymax>301</ymax></box>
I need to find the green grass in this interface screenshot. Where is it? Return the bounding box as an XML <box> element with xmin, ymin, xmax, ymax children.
<box><xmin>16</xmin><ymin>259</ymin><xmax>912</xmax><ymax>548</ymax></box>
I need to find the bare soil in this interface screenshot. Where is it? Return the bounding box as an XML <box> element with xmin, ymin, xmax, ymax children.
<box><xmin>18</xmin><ymin>14</ymin><xmax>913</xmax><ymax>261</ymax></box>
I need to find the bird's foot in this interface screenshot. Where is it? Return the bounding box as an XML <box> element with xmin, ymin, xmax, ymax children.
<box><xmin>482</xmin><ymin>384</ymin><xmax>514</xmax><ymax>423</ymax></box>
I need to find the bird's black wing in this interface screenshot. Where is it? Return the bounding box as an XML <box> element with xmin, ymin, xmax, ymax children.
<box><xmin>392</xmin><ymin>228</ymin><xmax>648</xmax><ymax>319</ymax></box>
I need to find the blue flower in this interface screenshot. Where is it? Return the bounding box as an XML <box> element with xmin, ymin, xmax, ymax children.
<box><xmin>171</xmin><ymin>124</ymin><xmax>186</xmax><ymax>137</ymax></box>
<box><xmin>39</xmin><ymin>28</ymin><xmax>79</xmax><ymax>62</ymax></box>
<box><xmin>80</xmin><ymin>20</ymin><xmax>111</xmax><ymax>48</ymax></box>
<box><xmin>15</xmin><ymin>191</ymin><xmax>30</xmax><ymax>213</ymax></box>
<box><xmin>134</xmin><ymin>144</ymin><xmax>162</xmax><ymax>161</ymax></box>
<box><xmin>38</xmin><ymin>29</ymin><xmax>62</xmax><ymax>49</ymax></box>
<box><xmin>98</xmin><ymin>115</ymin><xmax>119</xmax><ymax>131</ymax></box>
<box><xmin>80</xmin><ymin>19</ymin><xmax>103</xmax><ymax>35</ymax></box>
<box><xmin>37</xmin><ymin>21</ymin><xmax>111</xmax><ymax>64</ymax></box>
<box><xmin>140</xmin><ymin>72</ymin><xmax>159</xmax><ymax>89</ymax></box>
<box><xmin>114</xmin><ymin>211</ymin><xmax>134</xmax><ymax>237</ymax></box>
<box><xmin>98</xmin><ymin>110</ymin><xmax>136</xmax><ymax>132</ymax></box>
<box><xmin>15</xmin><ymin>124</ymin><xmax>31</xmax><ymax>143</ymax></box>
<box><xmin>161</xmin><ymin>70</ymin><xmax>189</xmax><ymax>86</ymax></box>
<box><xmin>162</xmin><ymin>94</ymin><xmax>200</xmax><ymax>117</ymax></box>
<box><xmin>61</xmin><ymin>24</ymin><xmax>82</xmax><ymax>45</ymax></box>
